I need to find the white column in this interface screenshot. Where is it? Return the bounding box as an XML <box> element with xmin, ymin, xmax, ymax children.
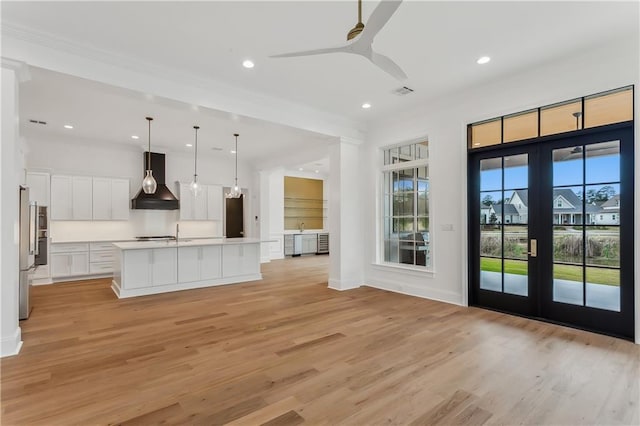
<box><xmin>328</xmin><ymin>138</ymin><xmax>364</xmax><ymax>290</ymax></box>
<box><xmin>267</xmin><ymin>168</ymin><xmax>284</xmax><ymax>260</ymax></box>
<box><xmin>1</xmin><ymin>59</ymin><xmax>28</xmax><ymax>357</ymax></box>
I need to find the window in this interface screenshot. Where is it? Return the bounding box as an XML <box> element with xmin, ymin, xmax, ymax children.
<box><xmin>612</xmin><ymin>214</ymin><xmax>616</xmax><ymax>221</ymax></box>
<box><xmin>557</xmin><ymin>200</ymin><xmax>562</xmax><ymax>207</ymax></box>
<box><xmin>382</xmin><ymin>140</ymin><xmax>431</xmax><ymax>269</ymax></box>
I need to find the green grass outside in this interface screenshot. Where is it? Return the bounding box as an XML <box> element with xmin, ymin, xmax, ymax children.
<box><xmin>480</xmin><ymin>257</ymin><xmax>619</xmax><ymax>286</ymax></box>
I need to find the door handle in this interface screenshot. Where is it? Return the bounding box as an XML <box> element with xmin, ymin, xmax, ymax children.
<box><xmin>528</xmin><ymin>239</ymin><xmax>537</xmax><ymax>257</ymax></box>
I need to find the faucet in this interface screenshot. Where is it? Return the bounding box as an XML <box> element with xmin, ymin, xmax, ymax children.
<box><xmin>300</xmin><ymin>222</ymin><xmax>305</xmax><ymax>233</ymax></box>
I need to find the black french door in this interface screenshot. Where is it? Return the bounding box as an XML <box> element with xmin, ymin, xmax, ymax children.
<box><xmin>469</xmin><ymin>124</ymin><xmax>634</xmax><ymax>339</ymax></box>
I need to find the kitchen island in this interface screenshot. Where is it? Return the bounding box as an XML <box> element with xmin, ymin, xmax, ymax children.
<box><xmin>111</xmin><ymin>238</ymin><xmax>262</xmax><ymax>298</ymax></box>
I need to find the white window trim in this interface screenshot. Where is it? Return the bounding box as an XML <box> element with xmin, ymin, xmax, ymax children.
<box><xmin>378</xmin><ymin>139</ymin><xmax>433</xmax><ymax>272</ymax></box>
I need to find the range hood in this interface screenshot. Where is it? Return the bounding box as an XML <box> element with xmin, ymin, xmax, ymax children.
<box><xmin>131</xmin><ymin>152</ymin><xmax>180</xmax><ymax>210</ymax></box>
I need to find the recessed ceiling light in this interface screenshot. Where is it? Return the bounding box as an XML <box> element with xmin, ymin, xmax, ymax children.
<box><xmin>361</xmin><ymin>103</ymin><xmax>371</xmax><ymax>109</ymax></box>
<box><xmin>477</xmin><ymin>56</ymin><xmax>491</xmax><ymax>65</ymax></box>
<box><xmin>231</xmin><ymin>150</ymin><xmax>237</xmax><ymax>154</ymax></box>
<box><xmin>63</xmin><ymin>124</ymin><xmax>74</xmax><ymax>129</ymax></box>
<box><xmin>186</xmin><ymin>143</ymin><xmax>193</xmax><ymax>147</ymax></box>
<box><xmin>298</xmin><ymin>168</ymin><xmax>304</xmax><ymax>171</ymax></box>
<box><xmin>474</xmin><ymin>143</ymin><xmax>480</xmax><ymax>146</ymax></box>
<box><xmin>131</xmin><ymin>135</ymin><xmax>139</xmax><ymax>140</ymax></box>
<box><xmin>242</xmin><ymin>60</ymin><xmax>255</xmax><ymax>69</ymax></box>
<box><xmin>315</xmin><ymin>170</ymin><xmax>319</xmax><ymax>173</ymax></box>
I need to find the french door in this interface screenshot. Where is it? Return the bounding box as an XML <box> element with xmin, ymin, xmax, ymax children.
<box><xmin>469</xmin><ymin>124</ymin><xmax>634</xmax><ymax>339</ymax></box>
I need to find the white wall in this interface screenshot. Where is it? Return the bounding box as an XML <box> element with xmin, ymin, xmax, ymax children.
<box><xmin>362</xmin><ymin>34</ymin><xmax>640</xmax><ymax>341</ymax></box>
<box><xmin>24</xmin><ymin>134</ymin><xmax>256</xmax><ymax>241</ymax></box>
<box><xmin>1</xmin><ymin>63</ymin><xmax>24</xmax><ymax>357</ymax></box>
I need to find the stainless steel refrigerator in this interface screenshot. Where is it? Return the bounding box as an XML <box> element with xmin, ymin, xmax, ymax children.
<box><xmin>19</xmin><ymin>186</ymin><xmax>38</xmax><ymax>320</ymax></box>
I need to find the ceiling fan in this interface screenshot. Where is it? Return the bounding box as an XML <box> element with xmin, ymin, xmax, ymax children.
<box><xmin>270</xmin><ymin>0</ymin><xmax>407</xmax><ymax>81</ymax></box>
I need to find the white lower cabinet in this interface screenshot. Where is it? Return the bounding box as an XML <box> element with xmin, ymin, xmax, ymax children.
<box><xmin>151</xmin><ymin>248</ymin><xmax>177</xmax><ymax>286</ymax></box>
<box><xmin>223</xmin><ymin>244</ymin><xmax>259</xmax><ymax>277</ymax></box>
<box><xmin>178</xmin><ymin>245</ymin><xmax>222</xmax><ymax>283</ymax></box>
<box><xmin>302</xmin><ymin>234</ymin><xmax>318</xmax><ymax>254</ymax></box>
<box><xmin>123</xmin><ymin>250</ymin><xmax>152</xmax><ymax>289</ymax></box>
<box><xmin>201</xmin><ymin>245</ymin><xmax>222</xmax><ymax>280</ymax></box>
<box><xmin>123</xmin><ymin>248</ymin><xmax>177</xmax><ymax>288</ymax></box>
<box><xmin>51</xmin><ymin>243</ymin><xmax>90</xmax><ymax>278</ymax></box>
<box><xmin>51</xmin><ymin>252</ymin><xmax>89</xmax><ymax>277</ymax></box>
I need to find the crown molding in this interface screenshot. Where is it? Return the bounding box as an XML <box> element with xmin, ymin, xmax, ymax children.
<box><xmin>1</xmin><ymin>57</ymin><xmax>31</xmax><ymax>82</ymax></box>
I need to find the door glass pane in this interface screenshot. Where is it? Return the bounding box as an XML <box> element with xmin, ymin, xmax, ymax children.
<box><xmin>480</xmin><ymin>191</ymin><xmax>502</xmax><ymax>224</ymax></box>
<box><xmin>504</xmin><ymin>154</ymin><xmax>528</xmax><ymax>190</ymax></box>
<box><xmin>553</xmin><ymin>186</ymin><xmax>583</xmax><ymax>225</ymax></box>
<box><xmin>586</xmin><ymin>228</ymin><xmax>619</xmax><ymax>267</ymax></box>
<box><xmin>480</xmin><ymin>158</ymin><xmax>502</xmax><ymax>191</ymax></box>
<box><xmin>553</xmin><ymin>146</ymin><xmax>583</xmax><ymax>186</ymax></box>
<box><xmin>586</xmin><ymin>183</ymin><xmax>620</xmax><ymax>224</ymax></box>
<box><xmin>586</xmin><ymin>141</ymin><xmax>620</xmax><ymax>184</ymax></box>
<box><xmin>480</xmin><ymin>257</ymin><xmax>502</xmax><ymax>292</ymax></box>
<box><xmin>553</xmin><ymin>264</ymin><xmax>584</xmax><ymax>306</ymax></box>
<box><xmin>504</xmin><ymin>260</ymin><xmax>528</xmax><ymax>296</ymax></box>
<box><xmin>504</xmin><ymin>225</ymin><xmax>528</xmax><ymax>296</ymax></box>
<box><xmin>503</xmin><ymin>190</ymin><xmax>528</xmax><ymax>224</ymax></box>
<box><xmin>586</xmin><ymin>267</ymin><xmax>620</xmax><ymax>311</ymax></box>
<box><xmin>480</xmin><ymin>225</ymin><xmax>502</xmax><ymax>292</ymax></box>
<box><xmin>554</xmin><ymin>228</ymin><xmax>583</xmax><ymax>265</ymax></box>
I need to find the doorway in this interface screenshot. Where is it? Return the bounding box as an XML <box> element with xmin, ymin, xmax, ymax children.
<box><xmin>468</xmin><ymin>124</ymin><xmax>634</xmax><ymax>339</ymax></box>
<box><xmin>225</xmin><ymin>195</ymin><xmax>244</xmax><ymax>238</ymax></box>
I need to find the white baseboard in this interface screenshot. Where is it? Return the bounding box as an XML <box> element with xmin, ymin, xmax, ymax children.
<box><xmin>365</xmin><ymin>278</ymin><xmax>463</xmax><ymax>306</ymax></box>
<box><xmin>1</xmin><ymin>327</ymin><xmax>22</xmax><ymax>358</ymax></box>
<box><xmin>328</xmin><ymin>278</ymin><xmax>361</xmax><ymax>291</ymax></box>
<box><xmin>32</xmin><ymin>277</ymin><xmax>54</xmax><ymax>285</ymax></box>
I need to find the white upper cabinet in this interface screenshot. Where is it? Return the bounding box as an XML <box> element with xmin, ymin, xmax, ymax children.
<box><xmin>179</xmin><ymin>183</ymin><xmax>221</xmax><ymax>221</ymax></box>
<box><xmin>51</xmin><ymin>175</ymin><xmax>73</xmax><ymax>220</ymax></box>
<box><xmin>51</xmin><ymin>174</ymin><xmax>129</xmax><ymax>221</ymax></box>
<box><xmin>92</xmin><ymin>178</ymin><xmax>111</xmax><ymax>220</ymax></box>
<box><xmin>111</xmin><ymin>178</ymin><xmax>130</xmax><ymax>220</ymax></box>
<box><xmin>92</xmin><ymin>177</ymin><xmax>130</xmax><ymax>221</ymax></box>
<box><xmin>71</xmin><ymin>176</ymin><xmax>93</xmax><ymax>220</ymax></box>
<box><xmin>26</xmin><ymin>172</ymin><xmax>50</xmax><ymax>207</ymax></box>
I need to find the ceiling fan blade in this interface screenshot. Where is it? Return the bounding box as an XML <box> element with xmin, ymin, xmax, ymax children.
<box><xmin>369</xmin><ymin>50</ymin><xmax>407</xmax><ymax>81</ymax></box>
<box><xmin>270</xmin><ymin>45</ymin><xmax>349</xmax><ymax>58</ymax></box>
<box><xmin>359</xmin><ymin>0</ymin><xmax>403</xmax><ymax>44</ymax></box>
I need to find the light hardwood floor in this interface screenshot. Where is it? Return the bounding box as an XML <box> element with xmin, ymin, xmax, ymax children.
<box><xmin>2</xmin><ymin>255</ymin><xmax>639</xmax><ymax>425</ymax></box>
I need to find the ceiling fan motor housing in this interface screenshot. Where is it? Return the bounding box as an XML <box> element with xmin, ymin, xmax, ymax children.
<box><xmin>347</xmin><ymin>22</ymin><xmax>365</xmax><ymax>40</ymax></box>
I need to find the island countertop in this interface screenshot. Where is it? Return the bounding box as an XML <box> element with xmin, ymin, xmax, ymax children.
<box><xmin>112</xmin><ymin>237</ymin><xmax>265</xmax><ymax>250</ymax></box>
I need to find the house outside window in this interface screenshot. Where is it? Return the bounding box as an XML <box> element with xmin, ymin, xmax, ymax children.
<box><xmin>382</xmin><ymin>140</ymin><xmax>431</xmax><ymax>269</ymax></box>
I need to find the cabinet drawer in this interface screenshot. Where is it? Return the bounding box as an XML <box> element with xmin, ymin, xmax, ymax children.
<box><xmin>51</xmin><ymin>243</ymin><xmax>89</xmax><ymax>253</ymax></box>
<box><xmin>90</xmin><ymin>242</ymin><xmax>116</xmax><ymax>251</ymax></box>
<box><xmin>89</xmin><ymin>262</ymin><xmax>114</xmax><ymax>274</ymax></box>
<box><xmin>90</xmin><ymin>250</ymin><xmax>115</xmax><ymax>263</ymax></box>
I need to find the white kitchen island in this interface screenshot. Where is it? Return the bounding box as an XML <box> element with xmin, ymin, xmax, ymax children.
<box><xmin>111</xmin><ymin>238</ymin><xmax>262</xmax><ymax>298</ymax></box>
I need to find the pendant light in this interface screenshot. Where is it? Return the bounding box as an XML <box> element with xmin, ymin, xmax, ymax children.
<box><xmin>189</xmin><ymin>125</ymin><xmax>201</xmax><ymax>196</ymax></box>
<box><xmin>227</xmin><ymin>133</ymin><xmax>242</xmax><ymax>198</ymax></box>
<box><xmin>141</xmin><ymin>117</ymin><xmax>157</xmax><ymax>194</ymax></box>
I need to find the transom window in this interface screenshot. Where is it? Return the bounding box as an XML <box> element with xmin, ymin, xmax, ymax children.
<box><xmin>381</xmin><ymin>140</ymin><xmax>431</xmax><ymax>269</ymax></box>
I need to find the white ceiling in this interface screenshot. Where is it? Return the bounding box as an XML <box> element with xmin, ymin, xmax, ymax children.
<box><xmin>3</xmin><ymin>1</ymin><xmax>639</xmax><ymax>172</ymax></box>
<box><xmin>19</xmin><ymin>66</ymin><xmax>337</xmax><ymax>169</ymax></box>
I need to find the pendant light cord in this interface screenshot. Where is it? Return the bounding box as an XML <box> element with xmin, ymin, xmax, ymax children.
<box><xmin>193</xmin><ymin>126</ymin><xmax>199</xmax><ymax>177</ymax></box>
<box><xmin>234</xmin><ymin>133</ymin><xmax>239</xmax><ymax>187</ymax></box>
<box><xmin>358</xmin><ymin>0</ymin><xmax>362</xmax><ymax>24</ymax></box>
<box><xmin>146</xmin><ymin>117</ymin><xmax>153</xmax><ymax>170</ymax></box>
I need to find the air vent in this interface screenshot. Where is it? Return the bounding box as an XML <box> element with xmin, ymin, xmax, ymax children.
<box><xmin>29</xmin><ymin>119</ymin><xmax>47</xmax><ymax>125</ymax></box>
<box><xmin>392</xmin><ymin>86</ymin><xmax>414</xmax><ymax>96</ymax></box>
